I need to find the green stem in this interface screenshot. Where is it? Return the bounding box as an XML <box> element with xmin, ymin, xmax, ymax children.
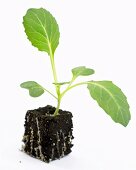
<box><xmin>43</xmin><ymin>87</ymin><xmax>57</xmax><ymax>100</ymax></box>
<box><xmin>48</xmin><ymin>43</ymin><xmax>61</xmax><ymax>115</ymax></box>
<box><xmin>60</xmin><ymin>76</ymin><xmax>75</xmax><ymax>97</ymax></box>
<box><xmin>53</xmin><ymin>77</ymin><xmax>76</xmax><ymax>116</ymax></box>
<box><xmin>48</xmin><ymin>40</ymin><xmax>91</xmax><ymax>116</ymax></box>
<box><xmin>61</xmin><ymin>81</ymin><xmax>88</xmax><ymax>98</ymax></box>
<box><xmin>50</xmin><ymin>56</ymin><xmax>60</xmax><ymax>93</ymax></box>
<box><xmin>54</xmin><ymin>98</ymin><xmax>61</xmax><ymax>116</ymax></box>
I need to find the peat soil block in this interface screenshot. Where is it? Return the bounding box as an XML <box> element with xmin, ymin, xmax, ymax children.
<box><xmin>22</xmin><ymin>105</ymin><xmax>74</xmax><ymax>162</ymax></box>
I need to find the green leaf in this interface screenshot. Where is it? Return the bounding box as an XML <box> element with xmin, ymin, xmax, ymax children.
<box><xmin>72</xmin><ymin>66</ymin><xmax>94</xmax><ymax>78</ymax></box>
<box><xmin>23</xmin><ymin>8</ymin><xmax>60</xmax><ymax>55</ymax></box>
<box><xmin>53</xmin><ymin>81</ymin><xmax>70</xmax><ymax>85</ymax></box>
<box><xmin>20</xmin><ymin>81</ymin><xmax>44</xmax><ymax>97</ymax></box>
<box><xmin>87</xmin><ymin>81</ymin><xmax>131</xmax><ymax>126</ymax></box>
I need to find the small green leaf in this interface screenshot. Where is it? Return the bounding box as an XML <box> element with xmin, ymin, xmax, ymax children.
<box><xmin>20</xmin><ymin>81</ymin><xmax>44</xmax><ymax>97</ymax></box>
<box><xmin>53</xmin><ymin>81</ymin><xmax>70</xmax><ymax>85</ymax></box>
<box><xmin>72</xmin><ymin>66</ymin><xmax>94</xmax><ymax>78</ymax></box>
<box><xmin>23</xmin><ymin>8</ymin><xmax>60</xmax><ymax>55</ymax></box>
<box><xmin>87</xmin><ymin>81</ymin><xmax>131</xmax><ymax>126</ymax></box>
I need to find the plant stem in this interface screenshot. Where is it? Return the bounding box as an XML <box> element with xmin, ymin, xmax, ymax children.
<box><xmin>43</xmin><ymin>87</ymin><xmax>57</xmax><ymax>99</ymax></box>
<box><xmin>61</xmin><ymin>81</ymin><xmax>88</xmax><ymax>98</ymax></box>
<box><xmin>64</xmin><ymin>76</ymin><xmax>76</xmax><ymax>91</ymax></box>
<box><xmin>54</xmin><ymin>97</ymin><xmax>61</xmax><ymax>116</ymax></box>
<box><xmin>50</xmin><ymin>56</ymin><xmax>60</xmax><ymax>93</ymax></box>
<box><xmin>49</xmin><ymin>44</ymin><xmax>61</xmax><ymax>115</ymax></box>
<box><xmin>49</xmin><ymin>41</ymin><xmax>91</xmax><ymax>116</ymax></box>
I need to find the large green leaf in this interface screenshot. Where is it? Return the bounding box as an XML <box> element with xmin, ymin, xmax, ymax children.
<box><xmin>87</xmin><ymin>81</ymin><xmax>131</xmax><ymax>126</ymax></box>
<box><xmin>20</xmin><ymin>81</ymin><xmax>44</xmax><ymax>97</ymax></box>
<box><xmin>23</xmin><ymin>8</ymin><xmax>60</xmax><ymax>55</ymax></box>
<box><xmin>72</xmin><ymin>66</ymin><xmax>94</xmax><ymax>78</ymax></box>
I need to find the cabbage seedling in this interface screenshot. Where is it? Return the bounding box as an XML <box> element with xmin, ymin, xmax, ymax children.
<box><xmin>21</xmin><ymin>8</ymin><xmax>131</xmax><ymax>127</ymax></box>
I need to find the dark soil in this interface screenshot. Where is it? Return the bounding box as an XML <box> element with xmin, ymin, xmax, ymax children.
<box><xmin>22</xmin><ymin>105</ymin><xmax>74</xmax><ymax>162</ymax></box>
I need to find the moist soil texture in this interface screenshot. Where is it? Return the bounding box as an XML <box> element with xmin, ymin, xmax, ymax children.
<box><xmin>22</xmin><ymin>105</ymin><xmax>74</xmax><ymax>162</ymax></box>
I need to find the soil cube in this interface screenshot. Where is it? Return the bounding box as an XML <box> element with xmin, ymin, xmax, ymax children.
<box><xmin>22</xmin><ymin>105</ymin><xmax>74</xmax><ymax>162</ymax></box>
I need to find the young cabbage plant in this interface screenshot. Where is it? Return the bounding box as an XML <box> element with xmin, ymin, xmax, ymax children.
<box><xmin>20</xmin><ymin>8</ymin><xmax>131</xmax><ymax>127</ymax></box>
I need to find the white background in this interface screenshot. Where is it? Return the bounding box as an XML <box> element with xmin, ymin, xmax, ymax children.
<box><xmin>0</xmin><ymin>0</ymin><xmax>136</xmax><ymax>169</ymax></box>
